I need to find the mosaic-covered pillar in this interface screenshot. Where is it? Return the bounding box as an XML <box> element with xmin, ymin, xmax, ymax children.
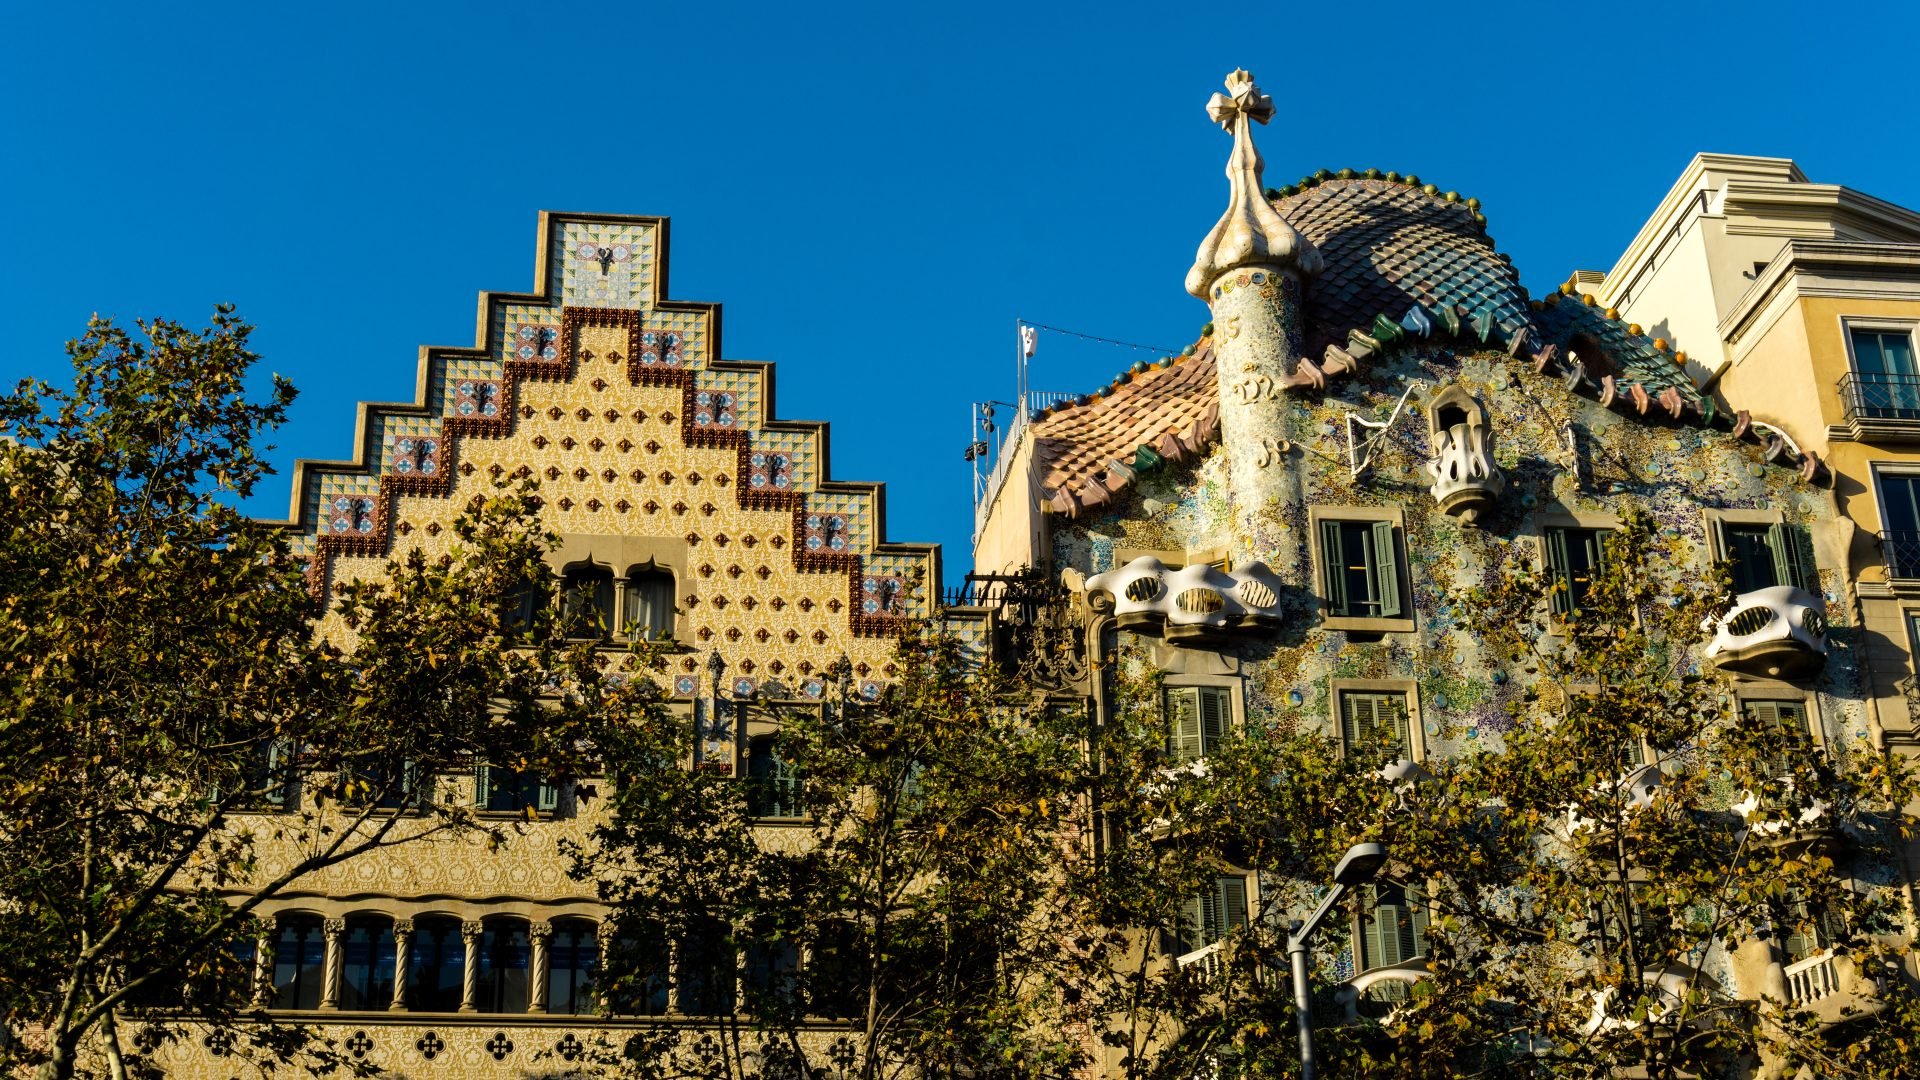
<box><xmin>1185</xmin><ymin>70</ymin><xmax>1323</xmax><ymax>575</ymax></box>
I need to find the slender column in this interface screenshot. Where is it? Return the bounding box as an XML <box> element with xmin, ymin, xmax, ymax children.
<box><xmin>319</xmin><ymin>918</ymin><xmax>346</xmax><ymax>1011</ymax></box>
<box><xmin>597</xmin><ymin>921</ymin><xmax>620</xmax><ymax>1013</ymax></box>
<box><xmin>251</xmin><ymin>931</ymin><xmax>275</xmax><ymax>1009</ymax></box>
<box><xmin>528</xmin><ymin>921</ymin><xmax>554</xmax><ymax>1013</ymax></box>
<box><xmin>460</xmin><ymin>920</ymin><xmax>484</xmax><ymax>1013</ymax></box>
<box><xmin>389</xmin><ymin>918</ymin><xmax>413</xmax><ymax>1011</ymax></box>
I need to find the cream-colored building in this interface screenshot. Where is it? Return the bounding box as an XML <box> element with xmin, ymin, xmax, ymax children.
<box><xmin>1581</xmin><ymin>153</ymin><xmax>1920</xmax><ymax>874</ymax></box>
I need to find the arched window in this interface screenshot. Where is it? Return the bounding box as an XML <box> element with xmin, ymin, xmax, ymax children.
<box><xmin>603</xmin><ymin>920</ymin><xmax>671</xmax><ymax>1017</ymax></box>
<box><xmin>547</xmin><ymin>918</ymin><xmax>599</xmax><ymax>1015</ymax></box>
<box><xmin>561</xmin><ymin>563</ymin><xmax>615</xmax><ymax>641</ymax></box>
<box><xmin>748</xmin><ymin>737</ymin><xmax>803</xmax><ymax>819</ymax></box>
<box><xmin>478</xmin><ymin>917</ymin><xmax>531</xmax><ymax>1014</ymax></box>
<box><xmin>623</xmin><ymin>567</ymin><xmax>675</xmax><ymax>641</ymax></box>
<box><xmin>807</xmin><ymin>919</ymin><xmax>861</xmax><ymax>1019</ymax></box>
<box><xmin>271</xmin><ymin>914</ymin><xmax>326</xmax><ymax>1010</ymax></box>
<box><xmin>677</xmin><ymin>918</ymin><xmax>736</xmax><ymax>1015</ymax></box>
<box><xmin>408</xmin><ymin>916</ymin><xmax>465</xmax><ymax>1012</ymax></box>
<box><xmin>339</xmin><ymin>915</ymin><xmax>396</xmax><ymax>1011</ymax></box>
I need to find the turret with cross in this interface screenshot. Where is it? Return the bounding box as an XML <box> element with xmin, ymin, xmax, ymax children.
<box><xmin>1186</xmin><ymin>69</ymin><xmax>1323</xmax><ymax>576</ymax></box>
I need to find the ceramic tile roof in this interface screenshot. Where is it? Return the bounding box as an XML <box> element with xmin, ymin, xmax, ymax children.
<box><xmin>1022</xmin><ymin>174</ymin><xmax>1812</xmax><ymax>519</ymax></box>
<box><xmin>1030</xmin><ymin>342</ymin><xmax>1218</xmax><ymax>515</ymax></box>
<box><xmin>1277</xmin><ymin>178</ymin><xmax>1532</xmax><ymax>359</ymax></box>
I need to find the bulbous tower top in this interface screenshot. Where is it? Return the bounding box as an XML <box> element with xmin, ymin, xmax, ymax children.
<box><xmin>1185</xmin><ymin>69</ymin><xmax>1324</xmax><ymax>299</ymax></box>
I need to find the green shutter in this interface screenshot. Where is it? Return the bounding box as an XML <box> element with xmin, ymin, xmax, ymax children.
<box><xmin>1321</xmin><ymin>519</ymin><xmax>1348</xmax><ymax>617</ymax></box>
<box><xmin>1371</xmin><ymin>520</ymin><xmax>1401</xmax><ymax>618</ymax></box>
<box><xmin>1342</xmin><ymin>692</ymin><xmax>1370</xmax><ymax>753</ymax></box>
<box><xmin>1168</xmin><ymin>687</ymin><xmax>1203</xmax><ymax>763</ymax></box>
<box><xmin>1198</xmin><ymin>687</ymin><xmax>1228</xmax><ymax>757</ymax></box>
<box><xmin>1384</xmin><ymin>695</ymin><xmax>1411</xmax><ymax>760</ymax></box>
<box><xmin>1218</xmin><ymin>877</ymin><xmax>1248</xmax><ymax>936</ymax></box>
<box><xmin>1177</xmin><ymin>894</ymin><xmax>1204</xmax><ymax>953</ymax></box>
<box><xmin>1545</xmin><ymin>528</ymin><xmax>1572</xmax><ymax>615</ymax></box>
<box><xmin>1365</xmin><ymin>885</ymin><xmax>1427</xmax><ymax>970</ymax></box>
<box><xmin>473</xmin><ymin>765</ymin><xmax>493</xmax><ymax>808</ymax></box>
<box><xmin>1709</xmin><ymin>518</ymin><xmax>1731</xmax><ymax>563</ymax></box>
<box><xmin>536</xmin><ymin>778</ymin><xmax>561</xmax><ymax>813</ymax></box>
<box><xmin>1765</xmin><ymin>523</ymin><xmax>1814</xmax><ymax>593</ymax></box>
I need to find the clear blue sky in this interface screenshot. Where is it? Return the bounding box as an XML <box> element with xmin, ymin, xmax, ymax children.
<box><xmin>6</xmin><ymin>0</ymin><xmax>1918</xmax><ymax>584</ymax></box>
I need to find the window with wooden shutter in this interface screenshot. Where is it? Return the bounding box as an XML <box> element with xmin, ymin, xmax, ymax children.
<box><xmin>1177</xmin><ymin>876</ymin><xmax>1250</xmax><ymax>954</ymax></box>
<box><xmin>1544</xmin><ymin>526</ymin><xmax>1607</xmax><ymax>614</ymax></box>
<box><xmin>1742</xmin><ymin>699</ymin><xmax>1810</xmax><ymax>778</ymax></box>
<box><xmin>476</xmin><ymin>766</ymin><xmax>562</xmax><ymax>814</ymax></box>
<box><xmin>1713</xmin><ymin>521</ymin><xmax>1810</xmax><ymax>594</ymax></box>
<box><xmin>1320</xmin><ymin>519</ymin><xmax>1404</xmax><ymax>620</ymax></box>
<box><xmin>1340</xmin><ymin>691</ymin><xmax>1411</xmax><ymax>762</ymax></box>
<box><xmin>1360</xmin><ymin>884</ymin><xmax>1430</xmax><ymax>971</ymax></box>
<box><xmin>1165</xmin><ymin>685</ymin><xmax>1230</xmax><ymax>763</ymax></box>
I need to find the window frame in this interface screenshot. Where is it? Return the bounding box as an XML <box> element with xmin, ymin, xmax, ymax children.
<box><xmin>1731</xmin><ymin>684</ymin><xmax>1825</xmax><ymax>766</ymax></box>
<box><xmin>1174</xmin><ymin>873</ymin><xmax>1253</xmax><ymax>958</ymax></box>
<box><xmin>1703</xmin><ymin>508</ymin><xmax>1812</xmax><ymax>596</ymax></box>
<box><xmin>1355</xmin><ymin>881</ymin><xmax>1432</xmax><ymax>973</ymax></box>
<box><xmin>1308</xmin><ymin>505</ymin><xmax>1413</xmax><ymax>633</ymax></box>
<box><xmin>1329</xmin><ymin>680</ymin><xmax>1425</xmax><ymax>764</ymax></box>
<box><xmin>1162</xmin><ymin>676</ymin><xmax>1242</xmax><ymax>764</ymax></box>
<box><xmin>1537</xmin><ymin>512</ymin><xmax>1621</xmax><ymax>620</ymax></box>
<box><xmin>1842</xmin><ymin>318</ymin><xmax>1920</xmax><ymax>422</ymax></box>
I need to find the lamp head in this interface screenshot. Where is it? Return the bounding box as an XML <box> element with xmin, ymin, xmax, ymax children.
<box><xmin>1332</xmin><ymin>842</ymin><xmax>1388</xmax><ymax>886</ymax></box>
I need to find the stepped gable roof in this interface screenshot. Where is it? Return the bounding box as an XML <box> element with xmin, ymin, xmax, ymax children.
<box><xmin>1022</xmin><ymin>173</ymin><xmax>1826</xmax><ymax>519</ymax></box>
<box><xmin>1029</xmin><ymin>343</ymin><xmax>1217</xmax><ymax>516</ymax></box>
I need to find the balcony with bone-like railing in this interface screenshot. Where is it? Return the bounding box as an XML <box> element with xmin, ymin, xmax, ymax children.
<box><xmin>1703</xmin><ymin>586</ymin><xmax>1828</xmax><ymax>679</ymax></box>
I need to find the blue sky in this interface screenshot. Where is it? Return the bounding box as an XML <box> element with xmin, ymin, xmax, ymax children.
<box><xmin>6</xmin><ymin>0</ymin><xmax>1918</xmax><ymax>584</ymax></box>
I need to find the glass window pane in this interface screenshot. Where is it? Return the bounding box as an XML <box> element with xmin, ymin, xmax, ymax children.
<box><xmin>339</xmin><ymin>917</ymin><xmax>395</xmax><ymax>1011</ymax></box>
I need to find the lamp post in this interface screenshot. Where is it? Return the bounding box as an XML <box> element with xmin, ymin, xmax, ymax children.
<box><xmin>1287</xmin><ymin>842</ymin><xmax>1388</xmax><ymax>1080</ymax></box>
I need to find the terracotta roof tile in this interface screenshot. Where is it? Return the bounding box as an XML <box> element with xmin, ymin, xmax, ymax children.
<box><xmin>1030</xmin><ymin>344</ymin><xmax>1217</xmax><ymax>514</ymax></box>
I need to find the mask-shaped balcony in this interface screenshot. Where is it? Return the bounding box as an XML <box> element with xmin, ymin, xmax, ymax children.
<box><xmin>1703</xmin><ymin>586</ymin><xmax>1828</xmax><ymax>679</ymax></box>
<box><xmin>1084</xmin><ymin>556</ymin><xmax>1286</xmax><ymax>644</ymax></box>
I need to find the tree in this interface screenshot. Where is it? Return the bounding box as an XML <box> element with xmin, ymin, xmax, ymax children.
<box><xmin>1061</xmin><ymin>511</ymin><xmax>1919</xmax><ymax>1079</ymax></box>
<box><xmin>568</xmin><ymin>624</ymin><xmax>1089</xmax><ymax>1078</ymax></box>
<box><xmin>0</xmin><ymin>310</ymin><xmax>625</xmax><ymax>1079</ymax></box>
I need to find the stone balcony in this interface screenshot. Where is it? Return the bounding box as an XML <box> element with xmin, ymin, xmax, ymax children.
<box><xmin>1703</xmin><ymin>586</ymin><xmax>1828</xmax><ymax>679</ymax></box>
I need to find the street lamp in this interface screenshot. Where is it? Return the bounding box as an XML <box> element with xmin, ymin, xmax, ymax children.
<box><xmin>1287</xmin><ymin>841</ymin><xmax>1388</xmax><ymax>1080</ymax></box>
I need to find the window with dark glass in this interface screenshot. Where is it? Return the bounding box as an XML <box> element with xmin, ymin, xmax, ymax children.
<box><xmin>1174</xmin><ymin>876</ymin><xmax>1249</xmax><ymax>956</ymax></box>
<box><xmin>1340</xmin><ymin>691</ymin><xmax>1412</xmax><ymax>764</ymax></box>
<box><xmin>623</xmin><ymin>568</ymin><xmax>675</xmax><ymax>641</ymax></box>
<box><xmin>748</xmin><ymin>737</ymin><xmax>803</xmax><ymax>819</ymax></box>
<box><xmin>807</xmin><ymin>920</ymin><xmax>862</xmax><ymax>1019</ymax></box>
<box><xmin>603</xmin><ymin>920</ymin><xmax>670</xmax><ymax>1016</ymax></box>
<box><xmin>271</xmin><ymin>914</ymin><xmax>326</xmax><ymax>1010</ymax></box>
<box><xmin>1359</xmin><ymin>883</ymin><xmax>1431</xmax><ymax>971</ymax></box>
<box><xmin>338</xmin><ymin>916</ymin><xmax>395</xmax><ymax>1011</ymax></box>
<box><xmin>547</xmin><ymin>918</ymin><xmax>600</xmax><ymax>1015</ymax></box>
<box><xmin>676</xmin><ymin>918</ymin><xmax>736</xmax><ymax>1015</ymax></box>
<box><xmin>357</xmin><ymin>759</ymin><xmax>420</xmax><ymax>809</ymax></box>
<box><xmin>1318</xmin><ymin>519</ymin><xmax>1403</xmax><ymax>619</ymax></box>
<box><xmin>1849</xmin><ymin>327</ymin><xmax>1920</xmax><ymax>417</ymax></box>
<box><xmin>1165</xmin><ymin>685</ymin><xmax>1229</xmax><ymax>763</ymax></box>
<box><xmin>476</xmin><ymin>917</ymin><xmax>530</xmax><ymax>1014</ymax></box>
<box><xmin>1544</xmin><ymin>526</ymin><xmax>1609</xmax><ymax>615</ymax></box>
<box><xmin>1879</xmin><ymin>473</ymin><xmax>1920</xmax><ymax>580</ymax></box>
<box><xmin>1713</xmin><ymin>521</ymin><xmax>1809</xmax><ymax>594</ymax></box>
<box><xmin>407</xmin><ymin>916</ymin><xmax>465</xmax><ymax>1012</ymax></box>
<box><xmin>1742</xmin><ymin>699</ymin><xmax>1812</xmax><ymax>779</ymax></box>
<box><xmin>744</xmin><ymin>921</ymin><xmax>800</xmax><ymax>1009</ymax></box>
<box><xmin>561</xmin><ymin>563</ymin><xmax>615</xmax><ymax>640</ymax></box>
<box><xmin>475</xmin><ymin>766</ymin><xmax>560</xmax><ymax>815</ymax></box>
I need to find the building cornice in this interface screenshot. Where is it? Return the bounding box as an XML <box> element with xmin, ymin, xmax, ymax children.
<box><xmin>1720</xmin><ymin>241</ymin><xmax>1920</xmax><ymax>347</ymax></box>
<box><xmin>1720</xmin><ymin>181</ymin><xmax>1920</xmax><ymax>243</ymax></box>
<box><xmin>1594</xmin><ymin>154</ymin><xmax>1804</xmax><ymax>305</ymax></box>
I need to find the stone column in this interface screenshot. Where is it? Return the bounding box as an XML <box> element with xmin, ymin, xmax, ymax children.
<box><xmin>596</xmin><ymin>921</ymin><xmax>619</xmax><ymax>1014</ymax></box>
<box><xmin>319</xmin><ymin>918</ymin><xmax>346</xmax><ymax>1011</ymax></box>
<box><xmin>460</xmin><ymin>920</ymin><xmax>484</xmax><ymax>1013</ymax></box>
<box><xmin>1185</xmin><ymin>69</ymin><xmax>1323</xmax><ymax>576</ymax></box>
<box><xmin>251</xmin><ymin>931</ymin><xmax>275</xmax><ymax>1009</ymax></box>
<box><xmin>529</xmin><ymin>921</ymin><xmax>554</xmax><ymax>1013</ymax></box>
<box><xmin>389</xmin><ymin>918</ymin><xmax>412</xmax><ymax>1012</ymax></box>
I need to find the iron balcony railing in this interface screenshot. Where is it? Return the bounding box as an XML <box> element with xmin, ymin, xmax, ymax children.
<box><xmin>1839</xmin><ymin>371</ymin><xmax>1920</xmax><ymax>423</ymax></box>
<box><xmin>1881</xmin><ymin>531</ymin><xmax>1920</xmax><ymax>581</ymax></box>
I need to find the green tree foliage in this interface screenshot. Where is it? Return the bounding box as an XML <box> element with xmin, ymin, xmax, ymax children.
<box><xmin>0</xmin><ymin>310</ymin><xmax>629</xmax><ymax>1078</ymax></box>
<box><xmin>569</xmin><ymin>628</ymin><xmax>1089</xmax><ymax>1078</ymax></box>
